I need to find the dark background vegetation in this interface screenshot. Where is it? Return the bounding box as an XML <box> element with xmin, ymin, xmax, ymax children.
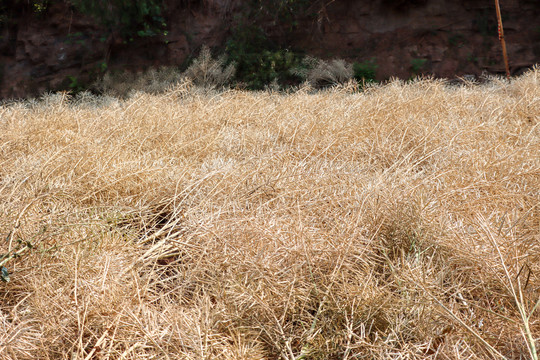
<box><xmin>1</xmin><ymin>0</ymin><xmax>539</xmax><ymax>97</ymax></box>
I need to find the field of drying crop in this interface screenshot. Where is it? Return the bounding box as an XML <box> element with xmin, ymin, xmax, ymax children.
<box><xmin>0</xmin><ymin>71</ymin><xmax>539</xmax><ymax>359</ymax></box>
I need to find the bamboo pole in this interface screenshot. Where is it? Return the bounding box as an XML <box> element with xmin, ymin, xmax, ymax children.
<box><xmin>494</xmin><ymin>0</ymin><xmax>510</xmax><ymax>79</ymax></box>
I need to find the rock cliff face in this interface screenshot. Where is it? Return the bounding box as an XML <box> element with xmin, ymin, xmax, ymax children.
<box><xmin>1</xmin><ymin>0</ymin><xmax>539</xmax><ymax>98</ymax></box>
<box><xmin>292</xmin><ymin>0</ymin><xmax>540</xmax><ymax>79</ymax></box>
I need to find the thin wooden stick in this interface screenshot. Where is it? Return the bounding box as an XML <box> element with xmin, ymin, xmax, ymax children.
<box><xmin>494</xmin><ymin>0</ymin><xmax>510</xmax><ymax>78</ymax></box>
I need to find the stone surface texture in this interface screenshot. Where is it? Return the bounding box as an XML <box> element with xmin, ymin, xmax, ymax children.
<box><xmin>1</xmin><ymin>0</ymin><xmax>539</xmax><ymax>98</ymax></box>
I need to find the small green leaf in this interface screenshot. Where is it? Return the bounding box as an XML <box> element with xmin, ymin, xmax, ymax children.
<box><xmin>1</xmin><ymin>267</ymin><xmax>10</xmax><ymax>282</ymax></box>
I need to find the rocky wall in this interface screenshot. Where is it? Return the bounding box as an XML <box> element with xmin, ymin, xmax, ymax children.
<box><xmin>1</xmin><ymin>0</ymin><xmax>539</xmax><ymax>98</ymax></box>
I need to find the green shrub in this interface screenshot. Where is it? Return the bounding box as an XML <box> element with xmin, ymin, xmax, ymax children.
<box><xmin>225</xmin><ymin>23</ymin><xmax>303</xmax><ymax>89</ymax></box>
<box><xmin>1</xmin><ymin>0</ymin><xmax>49</xmax><ymax>25</ymax></box>
<box><xmin>353</xmin><ymin>59</ymin><xmax>378</xmax><ymax>83</ymax></box>
<box><xmin>410</xmin><ymin>58</ymin><xmax>428</xmax><ymax>75</ymax></box>
<box><xmin>222</xmin><ymin>0</ymin><xmax>317</xmax><ymax>89</ymax></box>
<box><xmin>69</xmin><ymin>0</ymin><xmax>166</xmax><ymax>39</ymax></box>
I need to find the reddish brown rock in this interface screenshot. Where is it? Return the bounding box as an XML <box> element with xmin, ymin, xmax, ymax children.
<box><xmin>1</xmin><ymin>0</ymin><xmax>539</xmax><ymax>99</ymax></box>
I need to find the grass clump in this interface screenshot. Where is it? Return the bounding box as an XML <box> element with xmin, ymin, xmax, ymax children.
<box><xmin>291</xmin><ymin>56</ymin><xmax>354</xmax><ymax>88</ymax></box>
<box><xmin>0</xmin><ymin>68</ymin><xmax>539</xmax><ymax>359</ymax></box>
<box><xmin>95</xmin><ymin>46</ymin><xmax>235</xmax><ymax>97</ymax></box>
<box><xmin>183</xmin><ymin>45</ymin><xmax>236</xmax><ymax>89</ymax></box>
<box><xmin>95</xmin><ymin>66</ymin><xmax>184</xmax><ymax>97</ymax></box>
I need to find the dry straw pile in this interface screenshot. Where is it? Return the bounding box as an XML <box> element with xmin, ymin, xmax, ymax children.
<box><xmin>0</xmin><ymin>70</ymin><xmax>539</xmax><ymax>359</ymax></box>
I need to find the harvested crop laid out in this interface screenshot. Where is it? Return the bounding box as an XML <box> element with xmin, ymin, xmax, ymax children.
<box><xmin>0</xmin><ymin>71</ymin><xmax>539</xmax><ymax>359</ymax></box>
